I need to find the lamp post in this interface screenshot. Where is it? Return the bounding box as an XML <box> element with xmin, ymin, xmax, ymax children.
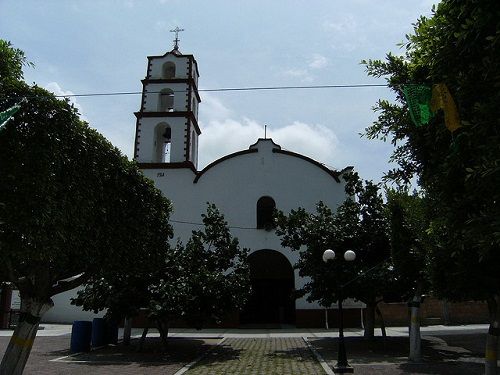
<box><xmin>323</xmin><ymin>249</ymin><xmax>356</xmax><ymax>374</ymax></box>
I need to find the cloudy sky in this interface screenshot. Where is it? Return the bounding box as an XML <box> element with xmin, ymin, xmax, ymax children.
<box><xmin>1</xmin><ymin>0</ymin><xmax>437</xmax><ymax>182</ymax></box>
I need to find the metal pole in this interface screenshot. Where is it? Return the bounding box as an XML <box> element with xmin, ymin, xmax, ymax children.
<box><xmin>335</xmin><ymin>287</ymin><xmax>353</xmax><ymax>373</ymax></box>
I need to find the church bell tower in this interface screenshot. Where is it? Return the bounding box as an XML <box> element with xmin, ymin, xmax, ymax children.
<box><xmin>134</xmin><ymin>29</ymin><xmax>201</xmax><ymax>169</ymax></box>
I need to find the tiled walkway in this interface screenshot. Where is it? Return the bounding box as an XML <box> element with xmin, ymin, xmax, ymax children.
<box><xmin>0</xmin><ymin>325</ymin><xmax>492</xmax><ymax>375</ymax></box>
<box><xmin>185</xmin><ymin>337</ymin><xmax>325</xmax><ymax>375</ymax></box>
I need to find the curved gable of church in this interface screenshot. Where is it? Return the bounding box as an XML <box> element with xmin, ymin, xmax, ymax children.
<box><xmin>187</xmin><ymin>139</ymin><xmax>348</xmax><ymax>219</ymax></box>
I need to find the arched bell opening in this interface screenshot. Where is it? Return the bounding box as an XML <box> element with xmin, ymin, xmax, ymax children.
<box><xmin>162</xmin><ymin>61</ymin><xmax>176</xmax><ymax>79</ymax></box>
<box><xmin>153</xmin><ymin>122</ymin><xmax>172</xmax><ymax>163</ymax></box>
<box><xmin>158</xmin><ymin>89</ymin><xmax>174</xmax><ymax>112</ymax></box>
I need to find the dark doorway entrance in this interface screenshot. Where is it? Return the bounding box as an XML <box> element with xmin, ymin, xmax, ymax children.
<box><xmin>240</xmin><ymin>249</ymin><xmax>295</xmax><ymax>327</ymax></box>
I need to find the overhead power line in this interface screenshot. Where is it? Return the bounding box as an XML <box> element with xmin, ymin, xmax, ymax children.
<box><xmin>49</xmin><ymin>83</ymin><xmax>388</xmax><ymax>99</ymax></box>
<box><xmin>170</xmin><ymin>219</ymin><xmax>256</xmax><ymax>230</ymax></box>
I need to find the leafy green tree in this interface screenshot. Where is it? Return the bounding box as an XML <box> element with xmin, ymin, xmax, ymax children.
<box><xmin>386</xmin><ymin>189</ymin><xmax>430</xmax><ymax>361</ymax></box>
<box><xmin>75</xmin><ymin>204</ymin><xmax>251</xmax><ymax>348</ymax></box>
<box><xmin>0</xmin><ymin>40</ymin><xmax>32</xmax><ymax>83</ymax></box>
<box><xmin>0</xmin><ymin>40</ymin><xmax>172</xmax><ymax>374</ymax></box>
<box><xmin>276</xmin><ymin>173</ymin><xmax>392</xmax><ymax>338</ymax></box>
<box><xmin>362</xmin><ymin>1</ymin><xmax>500</xmax><ymax>372</ymax></box>
<box><xmin>148</xmin><ymin>204</ymin><xmax>251</xmax><ymax>344</ymax></box>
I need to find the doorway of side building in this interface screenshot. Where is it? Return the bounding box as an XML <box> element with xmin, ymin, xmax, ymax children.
<box><xmin>240</xmin><ymin>249</ymin><xmax>295</xmax><ymax>327</ymax></box>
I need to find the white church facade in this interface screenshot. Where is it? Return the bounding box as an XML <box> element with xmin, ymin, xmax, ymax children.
<box><xmin>133</xmin><ymin>45</ymin><xmax>357</xmax><ymax>327</ymax></box>
<box><xmin>42</xmin><ymin>44</ymin><xmax>360</xmax><ymax>327</ymax></box>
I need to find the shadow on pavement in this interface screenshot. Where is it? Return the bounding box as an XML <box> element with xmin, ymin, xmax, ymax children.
<box><xmin>310</xmin><ymin>335</ymin><xmax>486</xmax><ymax>375</ymax></box>
<box><xmin>266</xmin><ymin>345</ymin><xmax>318</xmax><ymax>362</ymax></box>
<box><xmin>51</xmin><ymin>337</ymin><xmax>219</xmax><ymax>367</ymax></box>
<box><xmin>183</xmin><ymin>341</ymin><xmax>243</xmax><ymax>372</ymax></box>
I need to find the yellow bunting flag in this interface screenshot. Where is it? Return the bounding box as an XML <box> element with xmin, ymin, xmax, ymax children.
<box><xmin>430</xmin><ymin>83</ymin><xmax>462</xmax><ymax>132</ymax></box>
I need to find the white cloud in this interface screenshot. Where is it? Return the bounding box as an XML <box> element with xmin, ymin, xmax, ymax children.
<box><xmin>198</xmin><ymin>95</ymin><xmax>339</xmax><ymax>169</ymax></box>
<box><xmin>321</xmin><ymin>14</ymin><xmax>367</xmax><ymax>53</ymax></box>
<box><xmin>199</xmin><ymin>92</ymin><xmax>233</xmax><ymax>121</ymax></box>
<box><xmin>282</xmin><ymin>68</ymin><xmax>313</xmax><ymax>83</ymax></box>
<box><xmin>322</xmin><ymin>15</ymin><xmax>357</xmax><ymax>33</ymax></box>
<box><xmin>308</xmin><ymin>54</ymin><xmax>329</xmax><ymax>69</ymax></box>
<box><xmin>199</xmin><ymin>118</ymin><xmax>261</xmax><ymax>166</ymax></box>
<box><xmin>271</xmin><ymin>121</ymin><xmax>339</xmax><ymax>164</ymax></box>
<box><xmin>198</xmin><ymin>117</ymin><xmax>339</xmax><ymax>170</ymax></box>
<box><xmin>44</xmin><ymin>82</ymin><xmax>86</xmax><ymax>120</ymax></box>
<box><xmin>281</xmin><ymin>53</ymin><xmax>329</xmax><ymax>83</ymax></box>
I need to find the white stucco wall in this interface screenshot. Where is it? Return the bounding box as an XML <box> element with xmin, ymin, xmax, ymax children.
<box><xmin>142</xmin><ymin>139</ymin><xmax>349</xmax><ymax>310</ymax></box>
<box><xmin>149</xmin><ymin>55</ymin><xmax>189</xmax><ymax>79</ymax></box>
<box><xmin>42</xmin><ymin>288</ymin><xmax>104</xmax><ymax>324</ymax></box>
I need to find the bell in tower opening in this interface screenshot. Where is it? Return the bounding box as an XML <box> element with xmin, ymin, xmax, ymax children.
<box><xmin>162</xmin><ymin>126</ymin><xmax>172</xmax><ymax>163</ymax></box>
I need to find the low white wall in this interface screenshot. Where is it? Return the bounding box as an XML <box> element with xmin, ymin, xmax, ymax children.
<box><xmin>42</xmin><ymin>288</ymin><xmax>104</xmax><ymax>323</ymax></box>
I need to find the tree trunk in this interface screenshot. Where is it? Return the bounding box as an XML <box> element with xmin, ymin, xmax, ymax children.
<box><xmin>442</xmin><ymin>299</ymin><xmax>451</xmax><ymax>325</ymax></box>
<box><xmin>375</xmin><ymin>304</ymin><xmax>386</xmax><ymax>338</ymax></box>
<box><xmin>0</xmin><ymin>297</ymin><xmax>52</xmax><ymax>375</ymax></box>
<box><xmin>156</xmin><ymin>318</ymin><xmax>169</xmax><ymax>351</ymax></box>
<box><xmin>123</xmin><ymin>317</ymin><xmax>132</xmax><ymax>346</ymax></box>
<box><xmin>408</xmin><ymin>290</ymin><xmax>422</xmax><ymax>362</ymax></box>
<box><xmin>485</xmin><ymin>295</ymin><xmax>499</xmax><ymax>375</ymax></box>
<box><xmin>363</xmin><ymin>300</ymin><xmax>376</xmax><ymax>338</ymax></box>
<box><xmin>137</xmin><ymin>326</ymin><xmax>149</xmax><ymax>352</ymax></box>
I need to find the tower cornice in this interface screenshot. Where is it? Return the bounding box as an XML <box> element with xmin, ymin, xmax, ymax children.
<box><xmin>134</xmin><ymin>111</ymin><xmax>201</xmax><ymax>135</ymax></box>
<box><xmin>141</xmin><ymin>78</ymin><xmax>201</xmax><ymax>102</ymax></box>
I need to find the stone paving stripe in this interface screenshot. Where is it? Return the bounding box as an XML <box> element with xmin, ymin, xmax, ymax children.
<box><xmin>50</xmin><ymin>351</ymin><xmax>86</xmax><ymax>362</ymax></box>
<box><xmin>173</xmin><ymin>337</ymin><xmax>226</xmax><ymax>375</ymax></box>
<box><xmin>302</xmin><ymin>337</ymin><xmax>334</xmax><ymax>375</ymax></box>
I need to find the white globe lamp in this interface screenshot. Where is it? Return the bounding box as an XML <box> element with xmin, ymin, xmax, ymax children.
<box><xmin>322</xmin><ymin>249</ymin><xmax>335</xmax><ymax>263</ymax></box>
<box><xmin>344</xmin><ymin>250</ymin><xmax>356</xmax><ymax>262</ymax></box>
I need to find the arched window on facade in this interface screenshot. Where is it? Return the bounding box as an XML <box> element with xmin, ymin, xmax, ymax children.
<box><xmin>158</xmin><ymin>89</ymin><xmax>174</xmax><ymax>112</ymax></box>
<box><xmin>162</xmin><ymin>62</ymin><xmax>176</xmax><ymax>79</ymax></box>
<box><xmin>257</xmin><ymin>196</ymin><xmax>276</xmax><ymax>230</ymax></box>
<box><xmin>154</xmin><ymin>122</ymin><xmax>171</xmax><ymax>162</ymax></box>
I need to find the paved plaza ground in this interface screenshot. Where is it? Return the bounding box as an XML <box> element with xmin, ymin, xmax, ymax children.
<box><xmin>0</xmin><ymin>324</ymin><xmax>494</xmax><ymax>374</ymax></box>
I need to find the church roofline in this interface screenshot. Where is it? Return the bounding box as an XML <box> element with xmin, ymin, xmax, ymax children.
<box><xmin>272</xmin><ymin>149</ymin><xmax>345</xmax><ymax>183</ymax></box>
<box><xmin>138</xmin><ymin>144</ymin><xmax>353</xmax><ymax>184</ymax></box>
<box><xmin>193</xmin><ymin>140</ymin><xmax>351</xmax><ymax>184</ymax></box>
<box><xmin>193</xmin><ymin>149</ymin><xmax>259</xmax><ymax>183</ymax></box>
<box><xmin>249</xmin><ymin>138</ymin><xmax>281</xmax><ymax>150</ymax></box>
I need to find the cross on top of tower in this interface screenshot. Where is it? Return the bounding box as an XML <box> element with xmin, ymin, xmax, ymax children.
<box><xmin>170</xmin><ymin>27</ymin><xmax>184</xmax><ymax>51</ymax></box>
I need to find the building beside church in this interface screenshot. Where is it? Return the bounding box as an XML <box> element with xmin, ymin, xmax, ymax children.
<box><xmin>132</xmin><ymin>44</ymin><xmax>357</xmax><ymax>327</ymax></box>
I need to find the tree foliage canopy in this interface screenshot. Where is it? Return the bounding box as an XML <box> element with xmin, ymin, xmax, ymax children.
<box><xmin>74</xmin><ymin>203</ymin><xmax>251</xmax><ymax>331</ymax></box>
<box><xmin>0</xmin><ymin>39</ymin><xmax>174</xmax><ymax>374</ymax></box>
<box><xmin>0</xmin><ymin>39</ymin><xmax>172</xmax><ymax>304</ymax></box>
<box><xmin>362</xmin><ymin>0</ymin><xmax>500</xmax><ymax>300</ymax></box>
<box><xmin>275</xmin><ymin>173</ymin><xmax>392</xmax><ymax>307</ymax></box>
<box><xmin>149</xmin><ymin>204</ymin><xmax>251</xmax><ymax>329</ymax></box>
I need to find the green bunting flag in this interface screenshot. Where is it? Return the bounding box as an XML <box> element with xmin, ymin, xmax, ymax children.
<box><xmin>402</xmin><ymin>84</ymin><xmax>433</xmax><ymax>127</ymax></box>
<box><xmin>0</xmin><ymin>103</ymin><xmax>21</xmax><ymax>129</ymax></box>
<box><xmin>402</xmin><ymin>84</ymin><xmax>461</xmax><ymax>132</ymax></box>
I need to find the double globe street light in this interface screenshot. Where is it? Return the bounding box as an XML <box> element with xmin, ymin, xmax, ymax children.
<box><xmin>323</xmin><ymin>249</ymin><xmax>356</xmax><ymax>374</ymax></box>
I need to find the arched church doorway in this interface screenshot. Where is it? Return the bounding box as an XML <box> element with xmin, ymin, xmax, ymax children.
<box><xmin>240</xmin><ymin>249</ymin><xmax>295</xmax><ymax>327</ymax></box>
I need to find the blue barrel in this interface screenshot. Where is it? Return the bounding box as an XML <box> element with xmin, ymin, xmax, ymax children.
<box><xmin>70</xmin><ymin>321</ymin><xmax>92</xmax><ymax>353</ymax></box>
<box><xmin>105</xmin><ymin>320</ymin><xmax>119</xmax><ymax>345</ymax></box>
<box><xmin>91</xmin><ymin>318</ymin><xmax>107</xmax><ymax>347</ymax></box>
